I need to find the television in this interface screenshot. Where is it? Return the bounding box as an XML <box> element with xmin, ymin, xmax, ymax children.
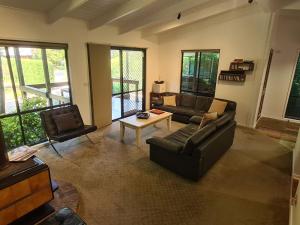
<box><xmin>0</xmin><ymin>122</ymin><xmax>9</xmax><ymax>169</ymax></box>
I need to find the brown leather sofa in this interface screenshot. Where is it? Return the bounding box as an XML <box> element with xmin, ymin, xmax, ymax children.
<box><xmin>40</xmin><ymin>105</ymin><xmax>97</xmax><ymax>156</ymax></box>
<box><xmin>147</xmin><ymin>94</ymin><xmax>236</xmax><ymax>181</ymax></box>
<box><xmin>153</xmin><ymin>93</ymin><xmax>236</xmax><ymax>123</ymax></box>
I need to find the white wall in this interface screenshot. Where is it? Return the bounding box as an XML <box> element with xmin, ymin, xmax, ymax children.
<box><xmin>261</xmin><ymin>14</ymin><xmax>300</xmax><ymax>120</ymax></box>
<box><xmin>0</xmin><ymin>6</ymin><xmax>159</xmax><ymax>124</ymax></box>
<box><xmin>158</xmin><ymin>5</ymin><xmax>272</xmax><ymax>127</ymax></box>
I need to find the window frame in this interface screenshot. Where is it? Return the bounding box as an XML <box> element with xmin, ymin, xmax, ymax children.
<box><xmin>180</xmin><ymin>49</ymin><xmax>220</xmax><ymax>97</ymax></box>
<box><xmin>0</xmin><ymin>39</ymin><xmax>73</xmax><ymax>148</ymax></box>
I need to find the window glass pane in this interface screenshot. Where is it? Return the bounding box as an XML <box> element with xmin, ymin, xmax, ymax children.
<box><xmin>0</xmin><ymin>116</ymin><xmax>23</xmax><ymax>150</ymax></box>
<box><xmin>198</xmin><ymin>52</ymin><xmax>219</xmax><ymax>96</ymax></box>
<box><xmin>22</xmin><ymin>111</ymin><xmax>46</xmax><ymax>145</ymax></box>
<box><xmin>20</xmin><ymin>48</ymin><xmax>45</xmax><ymax>85</ymax></box>
<box><xmin>0</xmin><ymin>47</ymin><xmax>17</xmax><ymax>115</ymax></box>
<box><xmin>181</xmin><ymin>52</ymin><xmax>196</xmax><ymax>92</ymax></box>
<box><xmin>122</xmin><ymin>50</ymin><xmax>144</xmax><ymax>93</ymax></box>
<box><xmin>111</xmin><ymin>50</ymin><xmax>121</xmax><ymax>95</ymax></box>
<box><xmin>8</xmin><ymin>47</ymin><xmax>49</xmax><ymax>111</ymax></box>
<box><xmin>46</xmin><ymin>49</ymin><xmax>70</xmax><ymax>106</ymax></box>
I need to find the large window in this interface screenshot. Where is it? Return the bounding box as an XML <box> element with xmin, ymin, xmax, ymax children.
<box><xmin>0</xmin><ymin>40</ymin><xmax>72</xmax><ymax>150</ymax></box>
<box><xmin>180</xmin><ymin>50</ymin><xmax>220</xmax><ymax>97</ymax></box>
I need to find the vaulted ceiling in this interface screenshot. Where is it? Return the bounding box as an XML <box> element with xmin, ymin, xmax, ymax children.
<box><xmin>0</xmin><ymin>0</ymin><xmax>299</xmax><ymax>36</ymax></box>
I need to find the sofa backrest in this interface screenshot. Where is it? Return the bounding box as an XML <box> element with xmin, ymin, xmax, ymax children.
<box><xmin>178</xmin><ymin>93</ymin><xmax>197</xmax><ymax>108</ymax></box>
<box><xmin>40</xmin><ymin>105</ymin><xmax>84</xmax><ymax>137</ymax></box>
<box><xmin>177</xmin><ymin>93</ymin><xmax>236</xmax><ymax>113</ymax></box>
<box><xmin>215</xmin><ymin>98</ymin><xmax>236</xmax><ymax>112</ymax></box>
<box><xmin>182</xmin><ymin>123</ymin><xmax>217</xmax><ymax>155</ymax></box>
<box><xmin>195</xmin><ymin>96</ymin><xmax>213</xmax><ymax>111</ymax></box>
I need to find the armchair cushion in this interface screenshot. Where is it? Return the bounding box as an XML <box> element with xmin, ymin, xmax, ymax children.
<box><xmin>51</xmin><ymin>125</ymin><xmax>97</xmax><ymax>142</ymax></box>
<box><xmin>53</xmin><ymin>113</ymin><xmax>82</xmax><ymax>134</ymax></box>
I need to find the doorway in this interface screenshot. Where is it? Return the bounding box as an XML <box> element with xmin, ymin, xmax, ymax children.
<box><xmin>111</xmin><ymin>47</ymin><xmax>146</xmax><ymax>120</ymax></box>
<box><xmin>285</xmin><ymin>52</ymin><xmax>300</xmax><ymax>120</ymax></box>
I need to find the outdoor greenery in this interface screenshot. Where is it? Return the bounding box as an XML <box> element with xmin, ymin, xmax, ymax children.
<box><xmin>1</xmin><ymin>97</ymin><xmax>47</xmax><ymax>150</ymax></box>
<box><xmin>111</xmin><ymin>50</ymin><xmax>143</xmax><ymax>94</ymax></box>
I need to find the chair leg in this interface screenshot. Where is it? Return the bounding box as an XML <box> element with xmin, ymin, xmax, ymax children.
<box><xmin>86</xmin><ymin>134</ymin><xmax>94</xmax><ymax>144</ymax></box>
<box><xmin>49</xmin><ymin>139</ymin><xmax>63</xmax><ymax>157</ymax></box>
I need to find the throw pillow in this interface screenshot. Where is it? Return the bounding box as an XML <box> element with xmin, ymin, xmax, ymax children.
<box><xmin>198</xmin><ymin>112</ymin><xmax>218</xmax><ymax>129</ymax></box>
<box><xmin>163</xmin><ymin>95</ymin><xmax>176</xmax><ymax>106</ymax></box>
<box><xmin>208</xmin><ymin>99</ymin><xmax>228</xmax><ymax>116</ymax></box>
<box><xmin>53</xmin><ymin>113</ymin><xmax>81</xmax><ymax>134</ymax></box>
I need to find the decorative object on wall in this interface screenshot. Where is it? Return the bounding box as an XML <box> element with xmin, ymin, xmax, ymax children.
<box><xmin>219</xmin><ymin>59</ymin><xmax>254</xmax><ymax>82</ymax></box>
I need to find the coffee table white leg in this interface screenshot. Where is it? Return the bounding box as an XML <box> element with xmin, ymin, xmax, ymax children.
<box><xmin>167</xmin><ymin>116</ymin><xmax>172</xmax><ymax>130</ymax></box>
<box><xmin>136</xmin><ymin>128</ymin><xmax>141</xmax><ymax>147</ymax></box>
<box><xmin>120</xmin><ymin>122</ymin><xmax>125</xmax><ymax>141</ymax></box>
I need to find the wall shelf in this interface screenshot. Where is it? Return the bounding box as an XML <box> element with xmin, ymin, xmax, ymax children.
<box><xmin>219</xmin><ymin>70</ymin><xmax>246</xmax><ymax>82</ymax></box>
<box><xmin>230</xmin><ymin>61</ymin><xmax>254</xmax><ymax>71</ymax></box>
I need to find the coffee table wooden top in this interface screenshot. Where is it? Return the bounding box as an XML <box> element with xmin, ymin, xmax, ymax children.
<box><xmin>119</xmin><ymin>111</ymin><xmax>173</xmax><ymax>128</ymax></box>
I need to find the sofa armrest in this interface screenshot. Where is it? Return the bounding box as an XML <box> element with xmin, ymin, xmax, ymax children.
<box><xmin>146</xmin><ymin>137</ymin><xmax>183</xmax><ymax>153</ymax></box>
<box><xmin>189</xmin><ymin>116</ymin><xmax>203</xmax><ymax>124</ymax></box>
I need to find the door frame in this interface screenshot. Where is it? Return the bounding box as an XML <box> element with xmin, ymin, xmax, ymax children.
<box><xmin>283</xmin><ymin>50</ymin><xmax>300</xmax><ymax>120</ymax></box>
<box><xmin>256</xmin><ymin>48</ymin><xmax>274</xmax><ymax>121</ymax></box>
<box><xmin>111</xmin><ymin>46</ymin><xmax>146</xmax><ymax>121</ymax></box>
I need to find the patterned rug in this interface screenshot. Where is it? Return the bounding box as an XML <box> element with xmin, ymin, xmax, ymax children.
<box><xmin>36</xmin><ymin>121</ymin><xmax>292</xmax><ymax>225</ymax></box>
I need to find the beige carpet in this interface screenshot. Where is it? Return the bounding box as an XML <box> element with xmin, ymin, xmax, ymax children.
<box><xmin>36</xmin><ymin>121</ymin><xmax>292</xmax><ymax>225</ymax></box>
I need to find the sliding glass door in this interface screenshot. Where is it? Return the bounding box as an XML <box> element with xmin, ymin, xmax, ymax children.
<box><xmin>285</xmin><ymin>53</ymin><xmax>300</xmax><ymax>119</ymax></box>
<box><xmin>111</xmin><ymin>47</ymin><xmax>146</xmax><ymax>120</ymax></box>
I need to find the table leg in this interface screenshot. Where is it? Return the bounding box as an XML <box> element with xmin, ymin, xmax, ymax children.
<box><xmin>136</xmin><ymin>128</ymin><xmax>141</xmax><ymax>147</ymax></box>
<box><xmin>167</xmin><ymin>116</ymin><xmax>172</xmax><ymax>131</ymax></box>
<box><xmin>120</xmin><ymin>122</ymin><xmax>125</xmax><ymax>141</ymax></box>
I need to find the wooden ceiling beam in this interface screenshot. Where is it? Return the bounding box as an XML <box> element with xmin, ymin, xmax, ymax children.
<box><xmin>89</xmin><ymin>0</ymin><xmax>158</xmax><ymax>30</ymax></box>
<box><xmin>47</xmin><ymin>0</ymin><xmax>89</xmax><ymax>24</ymax></box>
<box><xmin>118</xmin><ymin>0</ymin><xmax>211</xmax><ymax>34</ymax></box>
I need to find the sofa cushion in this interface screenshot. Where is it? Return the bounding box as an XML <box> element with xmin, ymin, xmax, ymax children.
<box><xmin>163</xmin><ymin>95</ymin><xmax>176</xmax><ymax>106</ymax></box>
<box><xmin>179</xmin><ymin>94</ymin><xmax>196</xmax><ymax>108</ymax></box>
<box><xmin>208</xmin><ymin>99</ymin><xmax>228</xmax><ymax>115</ymax></box>
<box><xmin>174</xmin><ymin>106</ymin><xmax>197</xmax><ymax>117</ymax></box>
<box><xmin>53</xmin><ymin>113</ymin><xmax>83</xmax><ymax>134</ymax></box>
<box><xmin>199</xmin><ymin>112</ymin><xmax>218</xmax><ymax>129</ymax></box>
<box><xmin>213</xmin><ymin>112</ymin><xmax>234</xmax><ymax>128</ymax></box>
<box><xmin>183</xmin><ymin>123</ymin><xmax>216</xmax><ymax>155</ymax></box>
<box><xmin>195</xmin><ymin>96</ymin><xmax>213</xmax><ymax>111</ymax></box>
<box><xmin>155</xmin><ymin>105</ymin><xmax>177</xmax><ymax>113</ymax></box>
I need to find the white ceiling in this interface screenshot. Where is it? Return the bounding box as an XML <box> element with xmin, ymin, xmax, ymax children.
<box><xmin>0</xmin><ymin>0</ymin><xmax>299</xmax><ymax>36</ymax></box>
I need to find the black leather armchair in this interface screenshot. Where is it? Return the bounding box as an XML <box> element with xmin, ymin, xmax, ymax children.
<box><xmin>40</xmin><ymin>105</ymin><xmax>97</xmax><ymax>156</ymax></box>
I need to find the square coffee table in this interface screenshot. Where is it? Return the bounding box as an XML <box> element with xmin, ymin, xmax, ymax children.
<box><xmin>119</xmin><ymin>111</ymin><xmax>173</xmax><ymax>147</ymax></box>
